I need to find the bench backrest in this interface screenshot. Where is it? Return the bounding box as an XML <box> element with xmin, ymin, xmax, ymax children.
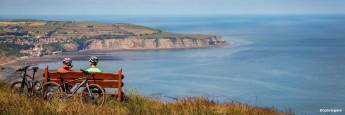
<box><xmin>43</xmin><ymin>66</ymin><xmax>124</xmax><ymax>100</ymax></box>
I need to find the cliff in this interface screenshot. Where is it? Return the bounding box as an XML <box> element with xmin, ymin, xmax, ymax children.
<box><xmin>85</xmin><ymin>33</ymin><xmax>226</xmax><ymax>50</ymax></box>
<box><xmin>0</xmin><ymin>20</ymin><xmax>227</xmax><ymax>55</ymax></box>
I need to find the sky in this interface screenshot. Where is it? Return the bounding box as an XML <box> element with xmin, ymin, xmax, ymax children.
<box><xmin>0</xmin><ymin>0</ymin><xmax>345</xmax><ymax>15</ymax></box>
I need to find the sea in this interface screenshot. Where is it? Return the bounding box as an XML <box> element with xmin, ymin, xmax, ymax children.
<box><xmin>1</xmin><ymin>15</ymin><xmax>345</xmax><ymax>114</ymax></box>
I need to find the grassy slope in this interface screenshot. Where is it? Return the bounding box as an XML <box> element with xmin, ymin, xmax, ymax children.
<box><xmin>0</xmin><ymin>83</ymin><xmax>284</xmax><ymax>115</ymax></box>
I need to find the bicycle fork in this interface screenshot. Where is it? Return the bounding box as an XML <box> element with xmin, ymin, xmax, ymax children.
<box><xmin>85</xmin><ymin>83</ymin><xmax>93</xmax><ymax>97</ymax></box>
<box><xmin>19</xmin><ymin>79</ymin><xmax>25</xmax><ymax>96</ymax></box>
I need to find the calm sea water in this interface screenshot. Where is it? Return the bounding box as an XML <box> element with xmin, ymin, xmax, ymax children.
<box><xmin>3</xmin><ymin>15</ymin><xmax>345</xmax><ymax>114</ymax></box>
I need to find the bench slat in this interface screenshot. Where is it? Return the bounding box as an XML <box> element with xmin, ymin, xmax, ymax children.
<box><xmin>49</xmin><ymin>79</ymin><xmax>124</xmax><ymax>88</ymax></box>
<box><xmin>93</xmin><ymin>73</ymin><xmax>124</xmax><ymax>80</ymax></box>
<box><xmin>47</xmin><ymin>72</ymin><xmax>123</xmax><ymax>80</ymax></box>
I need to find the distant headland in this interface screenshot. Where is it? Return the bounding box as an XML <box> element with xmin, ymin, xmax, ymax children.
<box><xmin>0</xmin><ymin>19</ymin><xmax>227</xmax><ymax>63</ymax></box>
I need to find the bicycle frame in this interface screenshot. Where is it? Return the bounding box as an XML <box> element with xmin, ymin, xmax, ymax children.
<box><xmin>42</xmin><ymin>70</ymin><xmax>105</xmax><ymax>105</ymax></box>
<box><xmin>17</xmin><ymin>66</ymin><xmax>39</xmax><ymax>96</ymax></box>
<box><xmin>20</xmin><ymin>69</ymin><xmax>30</xmax><ymax>89</ymax></box>
<box><xmin>59</xmin><ymin>73</ymin><xmax>94</xmax><ymax>97</ymax></box>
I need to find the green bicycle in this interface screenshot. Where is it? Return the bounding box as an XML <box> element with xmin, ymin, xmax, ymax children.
<box><xmin>42</xmin><ymin>69</ymin><xmax>105</xmax><ymax>105</ymax></box>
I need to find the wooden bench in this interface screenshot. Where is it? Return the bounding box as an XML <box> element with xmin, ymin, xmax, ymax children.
<box><xmin>42</xmin><ymin>66</ymin><xmax>125</xmax><ymax>101</ymax></box>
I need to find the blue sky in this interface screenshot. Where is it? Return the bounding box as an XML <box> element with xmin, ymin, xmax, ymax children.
<box><xmin>1</xmin><ymin>0</ymin><xmax>345</xmax><ymax>15</ymax></box>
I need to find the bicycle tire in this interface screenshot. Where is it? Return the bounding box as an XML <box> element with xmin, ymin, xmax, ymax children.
<box><xmin>80</xmin><ymin>84</ymin><xmax>105</xmax><ymax>106</ymax></box>
<box><xmin>10</xmin><ymin>81</ymin><xmax>27</xmax><ymax>96</ymax></box>
<box><xmin>33</xmin><ymin>81</ymin><xmax>42</xmax><ymax>96</ymax></box>
<box><xmin>42</xmin><ymin>82</ymin><xmax>62</xmax><ymax>100</ymax></box>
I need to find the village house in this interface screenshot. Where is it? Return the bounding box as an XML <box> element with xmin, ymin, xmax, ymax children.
<box><xmin>19</xmin><ymin>45</ymin><xmax>46</xmax><ymax>57</ymax></box>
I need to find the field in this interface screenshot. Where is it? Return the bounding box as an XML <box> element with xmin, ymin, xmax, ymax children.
<box><xmin>0</xmin><ymin>82</ymin><xmax>286</xmax><ymax>115</ymax></box>
<box><xmin>0</xmin><ymin>21</ymin><xmax>46</xmax><ymax>26</ymax></box>
<box><xmin>0</xmin><ymin>22</ymin><xmax>26</xmax><ymax>26</ymax></box>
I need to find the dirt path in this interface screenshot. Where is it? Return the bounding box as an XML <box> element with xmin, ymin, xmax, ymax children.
<box><xmin>0</xmin><ymin>59</ymin><xmax>20</xmax><ymax>66</ymax></box>
<box><xmin>0</xmin><ymin>57</ymin><xmax>31</xmax><ymax>83</ymax></box>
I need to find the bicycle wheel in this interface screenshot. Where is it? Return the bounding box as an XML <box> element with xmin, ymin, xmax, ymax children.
<box><xmin>80</xmin><ymin>84</ymin><xmax>105</xmax><ymax>105</ymax></box>
<box><xmin>33</xmin><ymin>81</ymin><xmax>43</xmax><ymax>96</ymax></box>
<box><xmin>10</xmin><ymin>81</ymin><xmax>27</xmax><ymax>96</ymax></box>
<box><xmin>42</xmin><ymin>82</ymin><xmax>62</xmax><ymax>100</ymax></box>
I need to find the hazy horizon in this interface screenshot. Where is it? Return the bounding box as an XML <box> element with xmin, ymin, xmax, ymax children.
<box><xmin>1</xmin><ymin>0</ymin><xmax>345</xmax><ymax>15</ymax></box>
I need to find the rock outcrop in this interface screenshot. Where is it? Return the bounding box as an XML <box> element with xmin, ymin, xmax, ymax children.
<box><xmin>0</xmin><ymin>20</ymin><xmax>227</xmax><ymax>54</ymax></box>
<box><xmin>85</xmin><ymin>35</ymin><xmax>226</xmax><ymax>50</ymax></box>
<box><xmin>62</xmin><ymin>43</ymin><xmax>79</xmax><ymax>52</ymax></box>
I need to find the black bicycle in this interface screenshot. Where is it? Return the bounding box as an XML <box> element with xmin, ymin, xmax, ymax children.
<box><xmin>42</xmin><ymin>69</ymin><xmax>105</xmax><ymax>105</ymax></box>
<box><xmin>10</xmin><ymin>65</ymin><xmax>42</xmax><ymax>97</ymax></box>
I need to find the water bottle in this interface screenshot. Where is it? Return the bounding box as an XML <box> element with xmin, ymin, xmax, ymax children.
<box><xmin>70</xmin><ymin>83</ymin><xmax>80</xmax><ymax>92</ymax></box>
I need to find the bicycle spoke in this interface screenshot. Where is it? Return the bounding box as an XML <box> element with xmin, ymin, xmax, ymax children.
<box><xmin>80</xmin><ymin>84</ymin><xmax>105</xmax><ymax>106</ymax></box>
<box><xmin>43</xmin><ymin>82</ymin><xmax>62</xmax><ymax>100</ymax></box>
<box><xmin>11</xmin><ymin>81</ymin><xmax>27</xmax><ymax>96</ymax></box>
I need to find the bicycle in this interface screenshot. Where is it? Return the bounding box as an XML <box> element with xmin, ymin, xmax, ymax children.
<box><xmin>10</xmin><ymin>65</ymin><xmax>42</xmax><ymax>97</ymax></box>
<box><xmin>42</xmin><ymin>69</ymin><xmax>105</xmax><ymax>105</ymax></box>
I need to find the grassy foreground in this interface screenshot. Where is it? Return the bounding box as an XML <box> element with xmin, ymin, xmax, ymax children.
<box><xmin>0</xmin><ymin>83</ymin><xmax>285</xmax><ymax>115</ymax></box>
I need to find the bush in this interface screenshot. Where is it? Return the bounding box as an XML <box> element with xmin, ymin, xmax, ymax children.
<box><xmin>0</xmin><ymin>43</ymin><xmax>33</xmax><ymax>57</ymax></box>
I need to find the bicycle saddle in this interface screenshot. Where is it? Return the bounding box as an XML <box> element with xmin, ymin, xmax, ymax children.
<box><xmin>16</xmin><ymin>65</ymin><xmax>31</xmax><ymax>72</ymax></box>
<box><xmin>32</xmin><ymin>66</ymin><xmax>39</xmax><ymax>72</ymax></box>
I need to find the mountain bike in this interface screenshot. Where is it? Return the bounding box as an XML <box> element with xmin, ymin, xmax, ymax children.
<box><xmin>42</xmin><ymin>69</ymin><xmax>105</xmax><ymax>105</ymax></box>
<box><xmin>10</xmin><ymin>65</ymin><xmax>41</xmax><ymax>97</ymax></box>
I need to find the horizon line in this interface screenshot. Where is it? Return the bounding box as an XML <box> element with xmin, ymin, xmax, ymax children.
<box><xmin>1</xmin><ymin>13</ymin><xmax>345</xmax><ymax>16</ymax></box>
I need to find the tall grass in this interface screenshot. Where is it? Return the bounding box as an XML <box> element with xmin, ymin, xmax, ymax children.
<box><xmin>0</xmin><ymin>83</ymin><xmax>287</xmax><ymax>115</ymax></box>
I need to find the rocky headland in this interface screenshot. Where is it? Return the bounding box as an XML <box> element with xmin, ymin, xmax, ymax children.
<box><xmin>0</xmin><ymin>20</ymin><xmax>226</xmax><ymax>58</ymax></box>
<box><xmin>0</xmin><ymin>20</ymin><xmax>228</xmax><ymax>82</ymax></box>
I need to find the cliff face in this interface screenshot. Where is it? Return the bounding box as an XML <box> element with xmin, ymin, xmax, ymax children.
<box><xmin>62</xmin><ymin>43</ymin><xmax>79</xmax><ymax>52</ymax></box>
<box><xmin>85</xmin><ymin>35</ymin><xmax>226</xmax><ymax>50</ymax></box>
<box><xmin>0</xmin><ymin>20</ymin><xmax>228</xmax><ymax>55</ymax></box>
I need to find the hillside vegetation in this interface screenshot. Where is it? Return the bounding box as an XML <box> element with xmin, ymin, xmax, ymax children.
<box><xmin>0</xmin><ymin>82</ymin><xmax>284</xmax><ymax>115</ymax></box>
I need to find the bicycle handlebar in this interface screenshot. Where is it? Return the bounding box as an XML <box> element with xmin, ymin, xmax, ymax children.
<box><xmin>16</xmin><ymin>65</ymin><xmax>39</xmax><ymax>72</ymax></box>
<box><xmin>80</xmin><ymin>69</ymin><xmax>89</xmax><ymax>74</ymax></box>
<box><xmin>16</xmin><ymin>65</ymin><xmax>31</xmax><ymax>72</ymax></box>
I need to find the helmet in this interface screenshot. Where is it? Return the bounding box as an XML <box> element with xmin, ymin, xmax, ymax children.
<box><xmin>89</xmin><ymin>56</ymin><xmax>99</xmax><ymax>64</ymax></box>
<box><xmin>62</xmin><ymin>57</ymin><xmax>72</xmax><ymax>66</ymax></box>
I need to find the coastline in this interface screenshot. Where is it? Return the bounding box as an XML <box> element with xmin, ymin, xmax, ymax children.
<box><xmin>0</xmin><ymin>41</ymin><xmax>231</xmax><ymax>83</ymax></box>
<box><xmin>10</xmin><ymin>40</ymin><xmax>231</xmax><ymax>63</ymax></box>
<box><xmin>0</xmin><ymin>39</ymin><xmax>285</xmax><ymax>114</ymax></box>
